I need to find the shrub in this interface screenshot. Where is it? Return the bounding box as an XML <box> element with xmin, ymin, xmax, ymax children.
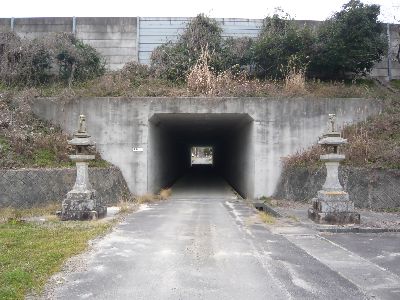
<box><xmin>252</xmin><ymin>14</ymin><xmax>316</xmax><ymax>79</ymax></box>
<box><xmin>220</xmin><ymin>37</ymin><xmax>254</xmax><ymax>71</ymax></box>
<box><xmin>151</xmin><ymin>14</ymin><xmax>253</xmax><ymax>81</ymax></box>
<box><xmin>120</xmin><ymin>62</ymin><xmax>151</xmax><ymax>82</ymax></box>
<box><xmin>151</xmin><ymin>14</ymin><xmax>223</xmax><ymax>81</ymax></box>
<box><xmin>54</xmin><ymin>33</ymin><xmax>105</xmax><ymax>86</ymax></box>
<box><xmin>0</xmin><ymin>33</ymin><xmax>53</xmax><ymax>85</ymax></box>
<box><xmin>0</xmin><ymin>32</ymin><xmax>105</xmax><ymax>87</ymax></box>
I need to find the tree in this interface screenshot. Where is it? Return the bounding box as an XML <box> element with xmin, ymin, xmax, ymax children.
<box><xmin>309</xmin><ymin>0</ymin><xmax>387</xmax><ymax>79</ymax></box>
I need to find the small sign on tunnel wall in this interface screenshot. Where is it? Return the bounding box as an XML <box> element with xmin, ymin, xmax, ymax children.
<box><xmin>132</xmin><ymin>147</ymin><xmax>144</xmax><ymax>152</ymax></box>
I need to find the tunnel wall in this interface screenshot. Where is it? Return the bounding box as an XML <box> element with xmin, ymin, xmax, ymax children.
<box><xmin>32</xmin><ymin>97</ymin><xmax>383</xmax><ymax>198</ymax></box>
<box><xmin>215</xmin><ymin>118</ymin><xmax>255</xmax><ymax>198</ymax></box>
<box><xmin>148</xmin><ymin>120</ymin><xmax>189</xmax><ymax>193</ymax></box>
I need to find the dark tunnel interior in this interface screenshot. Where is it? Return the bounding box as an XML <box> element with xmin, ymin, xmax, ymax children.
<box><xmin>148</xmin><ymin>113</ymin><xmax>255</xmax><ymax>198</ymax></box>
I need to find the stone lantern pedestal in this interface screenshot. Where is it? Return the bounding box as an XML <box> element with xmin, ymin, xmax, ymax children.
<box><xmin>60</xmin><ymin>115</ymin><xmax>107</xmax><ymax>221</ymax></box>
<box><xmin>308</xmin><ymin>115</ymin><xmax>360</xmax><ymax>224</ymax></box>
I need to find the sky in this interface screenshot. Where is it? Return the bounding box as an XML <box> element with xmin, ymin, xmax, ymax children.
<box><xmin>1</xmin><ymin>0</ymin><xmax>399</xmax><ymax>23</ymax></box>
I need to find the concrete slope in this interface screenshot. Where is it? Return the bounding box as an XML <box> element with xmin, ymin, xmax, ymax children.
<box><xmin>47</xmin><ymin>169</ymin><xmax>370</xmax><ymax>300</ymax></box>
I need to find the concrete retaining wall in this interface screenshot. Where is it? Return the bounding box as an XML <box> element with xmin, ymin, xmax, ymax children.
<box><xmin>274</xmin><ymin>166</ymin><xmax>400</xmax><ymax>209</ymax></box>
<box><xmin>76</xmin><ymin>17</ymin><xmax>138</xmax><ymax>70</ymax></box>
<box><xmin>0</xmin><ymin>17</ymin><xmax>398</xmax><ymax>79</ymax></box>
<box><xmin>0</xmin><ymin>167</ymin><xmax>130</xmax><ymax>208</ymax></box>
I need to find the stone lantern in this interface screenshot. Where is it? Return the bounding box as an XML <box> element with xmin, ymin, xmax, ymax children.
<box><xmin>308</xmin><ymin>114</ymin><xmax>360</xmax><ymax>224</ymax></box>
<box><xmin>60</xmin><ymin>114</ymin><xmax>107</xmax><ymax>220</ymax></box>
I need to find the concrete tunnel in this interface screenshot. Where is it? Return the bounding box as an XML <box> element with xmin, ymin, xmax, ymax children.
<box><xmin>31</xmin><ymin>97</ymin><xmax>383</xmax><ymax>199</ymax></box>
<box><xmin>148</xmin><ymin>113</ymin><xmax>255</xmax><ymax>198</ymax></box>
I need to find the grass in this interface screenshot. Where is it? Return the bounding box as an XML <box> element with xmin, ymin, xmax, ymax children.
<box><xmin>23</xmin><ymin>68</ymin><xmax>393</xmax><ymax>100</ymax></box>
<box><xmin>0</xmin><ymin>217</ymin><xmax>111</xmax><ymax>300</ymax></box>
<box><xmin>0</xmin><ymin>137</ymin><xmax>10</xmax><ymax>154</ymax></box>
<box><xmin>258</xmin><ymin>211</ymin><xmax>276</xmax><ymax>224</ymax></box>
<box><xmin>391</xmin><ymin>79</ymin><xmax>400</xmax><ymax>90</ymax></box>
<box><xmin>288</xmin><ymin>215</ymin><xmax>300</xmax><ymax>222</ymax></box>
<box><xmin>380</xmin><ymin>207</ymin><xmax>400</xmax><ymax>213</ymax></box>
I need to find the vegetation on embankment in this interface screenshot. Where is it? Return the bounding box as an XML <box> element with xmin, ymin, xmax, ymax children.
<box><xmin>282</xmin><ymin>95</ymin><xmax>400</xmax><ymax>171</ymax></box>
<box><xmin>0</xmin><ymin>89</ymin><xmax>108</xmax><ymax>169</ymax></box>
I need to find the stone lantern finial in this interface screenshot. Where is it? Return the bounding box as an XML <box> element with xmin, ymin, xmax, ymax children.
<box><xmin>78</xmin><ymin>114</ymin><xmax>87</xmax><ymax>133</ymax></box>
<box><xmin>328</xmin><ymin>113</ymin><xmax>336</xmax><ymax>132</ymax></box>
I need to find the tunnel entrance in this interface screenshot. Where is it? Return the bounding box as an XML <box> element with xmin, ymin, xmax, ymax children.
<box><xmin>148</xmin><ymin>113</ymin><xmax>254</xmax><ymax>198</ymax></box>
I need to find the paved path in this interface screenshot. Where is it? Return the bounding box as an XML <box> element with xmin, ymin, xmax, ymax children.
<box><xmin>49</xmin><ymin>166</ymin><xmax>400</xmax><ymax>299</ymax></box>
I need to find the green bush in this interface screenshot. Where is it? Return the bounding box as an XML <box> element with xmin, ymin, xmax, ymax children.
<box><xmin>248</xmin><ymin>1</ymin><xmax>387</xmax><ymax>80</ymax></box>
<box><xmin>220</xmin><ymin>37</ymin><xmax>254</xmax><ymax>71</ymax></box>
<box><xmin>309</xmin><ymin>0</ymin><xmax>387</xmax><ymax>79</ymax></box>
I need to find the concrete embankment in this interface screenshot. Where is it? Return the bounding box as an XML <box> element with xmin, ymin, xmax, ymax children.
<box><xmin>0</xmin><ymin>166</ymin><xmax>130</xmax><ymax>208</ymax></box>
<box><xmin>275</xmin><ymin>166</ymin><xmax>400</xmax><ymax>209</ymax></box>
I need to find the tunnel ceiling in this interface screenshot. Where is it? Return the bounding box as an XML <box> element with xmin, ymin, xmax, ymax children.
<box><xmin>149</xmin><ymin>113</ymin><xmax>253</xmax><ymax>144</ymax></box>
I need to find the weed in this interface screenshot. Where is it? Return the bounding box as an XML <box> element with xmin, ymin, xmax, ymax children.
<box><xmin>283</xmin><ymin>55</ymin><xmax>307</xmax><ymax>95</ymax></box>
<box><xmin>186</xmin><ymin>46</ymin><xmax>216</xmax><ymax>95</ymax></box>
<box><xmin>33</xmin><ymin>149</ymin><xmax>57</xmax><ymax>167</ymax></box>
<box><xmin>0</xmin><ymin>202</ymin><xmax>60</xmax><ymax>223</ymax></box>
<box><xmin>288</xmin><ymin>215</ymin><xmax>299</xmax><ymax>222</ymax></box>
<box><xmin>159</xmin><ymin>188</ymin><xmax>172</xmax><ymax>200</ymax></box>
<box><xmin>117</xmin><ymin>201</ymin><xmax>135</xmax><ymax>214</ymax></box>
<box><xmin>135</xmin><ymin>193</ymin><xmax>158</xmax><ymax>204</ymax></box>
<box><xmin>380</xmin><ymin>207</ymin><xmax>400</xmax><ymax>213</ymax></box>
<box><xmin>258</xmin><ymin>211</ymin><xmax>276</xmax><ymax>224</ymax></box>
<box><xmin>116</xmin><ymin>194</ymin><xmax>137</xmax><ymax>214</ymax></box>
<box><xmin>391</xmin><ymin>79</ymin><xmax>400</xmax><ymax>90</ymax></box>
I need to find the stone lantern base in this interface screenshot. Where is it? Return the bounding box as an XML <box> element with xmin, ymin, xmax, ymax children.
<box><xmin>60</xmin><ymin>190</ymin><xmax>107</xmax><ymax>221</ymax></box>
<box><xmin>308</xmin><ymin>191</ymin><xmax>360</xmax><ymax>224</ymax></box>
<box><xmin>59</xmin><ymin>160</ymin><xmax>107</xmax><ymax>221</ymax></box>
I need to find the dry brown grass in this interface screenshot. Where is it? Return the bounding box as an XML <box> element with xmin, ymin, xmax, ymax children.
<box><xmin>135</xmin><ymin>193</ymin><xmax>158</xmax><ymax>204</ymax></box>
<box><xmin>159</xmin><ymin>188</ymin><xmax>172</xmax><ymax>200</ymax></box>
<box><xmin>186</xmin><ymin>46</ymin><xmax>216</xmax><ymax>95</ymax></box>
<box><xmin>282</xmin><ymin>101</ymin><xmax>400</xmax><ymax>171</ymax></box>
<box><xmin>282</xmin><ymin>144</ymin><xmax>326</xmax><ymax>171</ymax></box>
<box><xmin>29</xmin><ymin>59</ymin><xmax>392</xmax><ymax>100</ymax></box>
<box><xmin>0</xmin><ymin>202</ymin><xmax>60</xmax><ymax>223</ymax></box>
<box><xmin>135</xmin><ymin>188</ymin><xmax>172</xmax><ymax>204</ymax></box>
<box><xmin>284</xmin><ymin>68</ymin><xmax>307</xmax><ymax>95</ymax></box>
<box><xmin>258</xmin><ymin>211</ymin><xmax>276</xmax><ymax>224</ymax></box>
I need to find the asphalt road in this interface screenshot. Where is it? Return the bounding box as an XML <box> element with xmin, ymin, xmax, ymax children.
<box><xmin>48</xmin><ymin>166</ymin><xmax>400</xmax><ymax>300</ymax></box>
